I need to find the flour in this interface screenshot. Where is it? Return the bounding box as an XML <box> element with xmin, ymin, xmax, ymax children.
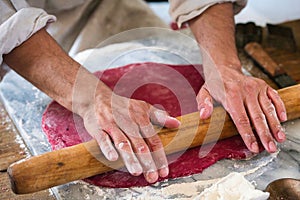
<box><xmin>195</xmin><ymin>173</ymin><xmax>269</xmax><ymax>200</ymax></box>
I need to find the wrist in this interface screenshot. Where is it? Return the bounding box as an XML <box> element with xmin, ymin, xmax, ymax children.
<box><xmin>202</xmin><ymin>53</ymin><xmax>243</xmax><ymax>78</ymax></box>
<box><xmin>71</xmin><ymin>68</ymin><xmax>112</xmax><ymax>117</ymax></box>
<box><xmin>216</xmin><ymin>62</ymin><xmax>243</xmax><ymax>73</ymax></box>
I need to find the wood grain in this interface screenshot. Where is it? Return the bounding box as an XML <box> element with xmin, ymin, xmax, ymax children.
<box><xmin>0</xmin><ymin>104</ymin><xmax>27</xmax><ymax>171</ymax></box>
<box><xmin>7</xmin><ymin>84</ymin><xmax>300</xmax><ymax>194</ymax></box>
<box><xmin>244</xmin><ymin>42</ymin><xmax>283</xmax><ymax>76</ymax></box>
<box><xmin>0</xmin><ymin>102</ymin><xmax>55</xmax><ymax>200</ymax></box>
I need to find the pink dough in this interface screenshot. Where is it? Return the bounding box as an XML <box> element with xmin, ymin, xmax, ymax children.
<box><xmin>42</xmin><ymin>62</ymin><xmax>255</xmax><ymax>188</ymax></box>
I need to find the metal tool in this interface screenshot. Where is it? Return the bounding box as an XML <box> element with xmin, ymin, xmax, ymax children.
<box><xmin>244</xmin><ymin>42</ymin><xmax>297</xmax><ymax>88</ymax></box>
<box><xmin>265</xmin><ymin>178</ymin><xmax>300</xmax><ymax>200</ymax></box>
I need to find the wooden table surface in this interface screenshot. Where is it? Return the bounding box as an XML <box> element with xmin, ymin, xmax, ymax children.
<box><xmin>0</xmin><ymin>20</ymin><xmax>299</xmax><ymax>199</ymax></box>
<box><xmin>0</xmin><ymin>102</ymin><xmax>55</xmax><ymax>199</ymax></box>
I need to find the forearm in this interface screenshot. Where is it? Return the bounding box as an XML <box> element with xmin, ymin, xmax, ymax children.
<box><xmin>3</xmin><ymin>28</ymin><xmax>109</xmax><ymax>116</ymax></box>
<box><xmin>3</xmin><ymin>28</ymin><xmax>182</xmax><ymax>183</ymax></box>
<box><xmin>188</xmin><ymin>2</ymin><xmax>287</xmax><ymax>153</ymax></box>
<box><xmin>189</xmin><ymin>3</ymin><xmax>241</xmax><ymax>73</ymax></box>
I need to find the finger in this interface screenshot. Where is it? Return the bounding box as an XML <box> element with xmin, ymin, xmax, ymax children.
<box><xmin>267</xmin><ymin>87</ymin><xmax>287</xmax><ymax>122</ymax></box>
<box><xmin>95</xmin><ymin>131</ymin><xmax>119</xmax><ymax>161</ymax></box>
<box><xmin>135</xmin><ymin>115</ymin><xmax>168</xmax><ymax>179</ymax></box>
<box><xmin>226</xmin><ymin>96</ymin><xmax>259</xmax><ymax>153</ymax></box>
<box><xmin>138</xmin><ymin>123</ymin><xmax>169</xmax><ymax>178</ymax></box>
<box><xmin>130</xmin><ymin>135</ymin><xmax>159</xmax><ymax>183</ymax></box>
<box><xmin>146</xmin><ymin>136</ymin><xmax>169</xmax><ymax>178</ymax></box>
<box><xmin>84</xmin><ymin>118</ymin><xmax>118</xmax><ymax>161</ymax></box>
<box><xmin>105</xmin><ymin>126</ymin><xmax>143</xmax><ymax>176</ymax></box>
<box><xmin>149</xmin><ymin>107</ymin><xmax>180</xmax><ymax>128</ymax></box>
<box><xmin>259</xmin><ymin>91</ymin><xmax>286</xmax><ymax>143</ymax></box>
<box><xmin>245</xmin><ymin>95</ymin><xmax>277</xmax><ymax>153</ymax></box>
<box><xmin>111</xmin><ymin>117</ymin><xmax>159</xmax><ymax>183</ymax></box>
<box><xmin>196</xmin><ymin>86</ymin><xmax>213</xmax><ymax>119</ymax></box>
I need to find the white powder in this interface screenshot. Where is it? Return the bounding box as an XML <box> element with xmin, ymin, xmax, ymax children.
<box><xmin>195</xmin><ymin>172</ymin><xmax>269</xmax><ymax>200</ymax></box>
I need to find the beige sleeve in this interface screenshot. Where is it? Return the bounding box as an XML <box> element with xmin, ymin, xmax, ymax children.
<box><xmin>169</xmin><ymin>0</ymin><xmax>247</xmax><ymax>27</ymax></box>
<box><xmin>0</xmin><ymin>0</ymin><xmax>56</xmax><ymax>65</ymax></box>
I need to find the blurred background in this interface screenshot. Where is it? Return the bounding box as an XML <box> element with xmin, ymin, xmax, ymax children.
<box><xmin>145</xmin><ymin>0</ymin><xmax>300</xmax><ymax>26</ymax></box>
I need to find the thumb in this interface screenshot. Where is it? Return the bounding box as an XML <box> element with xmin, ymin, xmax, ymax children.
<box><xmin>149</xmin><ymin>107</ymin><xmax>181</xmax><ymax>128</ymax></box>
<box><xmin>197</xmin><ymin>86</ymin><xmax>213</xmax><ymax>120</ymax></box>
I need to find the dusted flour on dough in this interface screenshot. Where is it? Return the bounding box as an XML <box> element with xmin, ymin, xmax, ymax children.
<box><xmin>42</xmin><ymin>62</ymin><xmax>256</xmax><ymax>188</ymax></box>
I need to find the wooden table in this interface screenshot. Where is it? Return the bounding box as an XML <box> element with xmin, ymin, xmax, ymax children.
<box><xmin>0</xmin><ymin>102</ymin><xmax>55</xmax><ymax>199</ymax></box>
<box><xmin>0</xmin><ymin>20</ymin><xmax>299</xmax><ymax>199</ymax></box>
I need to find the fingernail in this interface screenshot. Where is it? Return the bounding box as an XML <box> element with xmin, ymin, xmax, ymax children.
<box><xmin>278</xmin><ymin>131</ymin><xmax>286</xmax><ymax>141</ymax></box>
<box><xmin>130</xmin><ymin>163</ymin><xmax>142</xmax><ymax>176</ymax></box>
<box><xmin>280</xmin><ymin>112</ymin><xmax>287</xmax><ymax>122</ymax></box>
<box><xmin>199</xmin><ymin>108</ymin><xmax>205</xmax><ymax>118</ymax></box>
<box><xmin>159</xmin><ymin>167</ymin><xmax>169</xmax><ymax>178</ymax></box>
<box><xmin>268</xmin><ymin>141</ymin><xmax>277</xmax><ymax>152</ymax></box>
<box><xmin>167</xmin><ymin>116</ymin><xmax>181</xmax><ymax>125</ymax></box>
<box><xmin>146</xmin><ymin>171</ymin><xmax>158</xmax><ymax>183</ymax></box>
<box><xmin>251</xmin><ymin>141</ymin><xmax>259</xmax><ymax>153</ymax></box>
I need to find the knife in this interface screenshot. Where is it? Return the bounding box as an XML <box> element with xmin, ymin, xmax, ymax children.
<box><xmin>244</xmin><ymin>42</ymin><xmax>297</xmax><ymax>88</ymax></box>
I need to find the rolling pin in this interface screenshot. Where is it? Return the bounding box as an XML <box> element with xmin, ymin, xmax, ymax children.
<box><xmin>8</xmin><ymin>84</ymin><xmax>300</xmax><ymax>194</ymax></box>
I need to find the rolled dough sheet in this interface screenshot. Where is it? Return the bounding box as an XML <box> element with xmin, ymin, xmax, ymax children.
<box><xmin>42</xmin><ymin>62</ymin><xmax>257</xmax><ymax>188</ymax></box>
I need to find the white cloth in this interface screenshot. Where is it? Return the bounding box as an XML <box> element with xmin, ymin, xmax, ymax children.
<box><xmin>0</xmin><ymin>0</ymin><xmax>246</xmax><ymax>66</ymax></box>
<box><xmin>0</xmin><ymin>0</ymin><xmax>167</xmax><ymax>63</ymax></box>
<box><xmin>169</xmin><ymin>0</ymin><xmax>247</xmax><ymax>27</ymax></box>
<box><xmin>0</xmin><ymin>1</ymin><xmax>56</xmax><ymax>65</ymax></box>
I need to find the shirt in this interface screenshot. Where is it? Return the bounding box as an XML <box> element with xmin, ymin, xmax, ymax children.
<box><xmin>0</xmin><ymin>0</ymin><xmax>246</xmax><ymax>66</ymax></box>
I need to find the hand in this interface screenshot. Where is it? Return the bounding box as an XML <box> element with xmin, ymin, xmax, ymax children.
<box><xmin>80</xmin><ymin>86</ymin><xmax>180</xmax><ymax>183</ymax></box>
<box><xmin>1</xmin><ymin>28</ymin><xmax>179</xmax><ymax>182</ymax></box>
<box><xmin>197</xmin><ymin>67</ymin><xmax>287</xmax><ymax>153</ymax></box>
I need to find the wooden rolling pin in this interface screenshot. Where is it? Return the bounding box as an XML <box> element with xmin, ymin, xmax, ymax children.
<box><xmin>8</xmin><ymin>84</ymin><xmax>300</xmax><ymax>194</ymax></box>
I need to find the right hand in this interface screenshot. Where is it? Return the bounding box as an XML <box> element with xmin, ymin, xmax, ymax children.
<box><xmin>197</xmin><ymin>67</ymin><xmax>287</xmax><ymax>153</ymax></box>
<box><xmin>80</xmin><ymin>87</ymin><xmax>181</xmax><ymax>183</ymax></box>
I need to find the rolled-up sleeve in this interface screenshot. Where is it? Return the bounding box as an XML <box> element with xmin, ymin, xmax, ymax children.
<box><xmin>169</xmin><ymin>0</ymin><xmax>247</xmax><ymax>27</ymax></box>
<box><xmin>0</xmin><ymin>0</ymin><xmax>56</xmax><ymax>65</ymax></box>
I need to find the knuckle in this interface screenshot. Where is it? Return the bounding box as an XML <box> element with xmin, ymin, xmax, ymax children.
<box><xmin>134</xmin><ymin>142</ymin><xmax>150</xmax><ymax>153</ymax></box>
<box><xmin>137</xmin><ymin>117</ymin><xmax>151</xmax><ymax>127</ymax></box>
<box><xmin>270</xmin><ymin>90</ymin><xmax>282</xmax><ymax>101</ymax></box>
<box><xmin>130</xmin><ymin>100</ymin><xmax>149</xmax><ymax>112</ymax></box>
<box><xmin>197</xmin><ymin>102</ymin><xmax>206</xmax><ymax>109</ymax></box>
<box><xmin>96</xmin><ymin>132</ymin><xmax>107</xmax><ymax>141</ymax></box>
<box><xmin>236</xmin><ymin>116</ymin><xmax>250</xmax><ymax>126</ymax></box>
<box><xmin>227</xmin><ymin>87</ymin><xmax>239</xmax><ymax>98</ymax></box>
<box><xmin>122</xmin><ymin>127</ymin><xmax>140</xmax><ymax>138</ymax></box>
<box><xmin>245</xmin><ymin>82</ymin><xmax>256</xmax><ymax>91</ymax></box>
<box><xmin>148</xmin><ymin>136</ymin><xmax>163</xmax><ymax>151</ymax></box>
<box><xmin>257</xmin><ymin>129</ymin><xmax>271</xmax><ymax>139</ymax></box>
<box><xmin>241</xmin><ymin>133</ymin><xmax>256</xmax><ymax>142</ymax></box>
<box><xmin>265</xmin><ymin>104</ymin><xmax>275</xmax><ymax>115</ymax></box>
<box><xmin>273</xmin><ymin>94</ymin><xmax>281</xmax><ymax>101</ymax></box>
<box><xmin>102</xmin><ymin>123</ymin><xmax>117</xmax><ymax>133</ymax></box>
<box><xmin>253</xmin><ymin>113</ymin><xmax>266</xmax><ymax>122</ymax></box>
<box><xmin>140</xmin><ymin>124</ymin><xmax>155</xmax><ymax>137</ymax></box>
<box><xmin>116</xmin><ymin>140</ymin><xmax>132</xmax><ymax>151</ymax></box>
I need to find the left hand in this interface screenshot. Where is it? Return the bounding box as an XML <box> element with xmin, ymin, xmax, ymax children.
<box><xmin>196</xmin><ymin>66</ymin><xmax>287</xmax><ymax>153</ymax></box>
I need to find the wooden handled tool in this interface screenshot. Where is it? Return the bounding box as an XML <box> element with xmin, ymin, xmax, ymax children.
<box><xmin>8</xmin><ymin>84</ymin><xmax>300</xmax><ymax>194</ymax></box>
<box><xmin>244</xmin><ymin>42</ymin><xmax>297</xmax><ymax>88</ymax></box>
